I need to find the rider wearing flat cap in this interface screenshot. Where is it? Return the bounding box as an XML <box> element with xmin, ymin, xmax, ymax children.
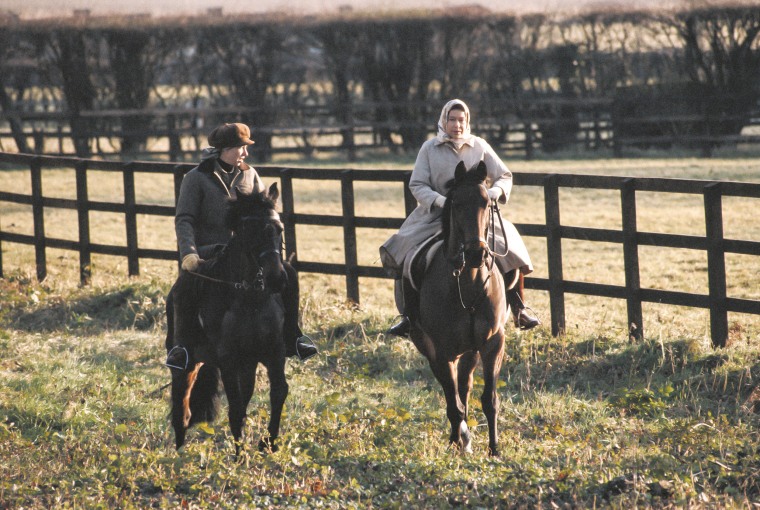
<box><xmin>166</xmin><ymin>122</ymin><xmax>318</xmax><ymax>369</ymax></box>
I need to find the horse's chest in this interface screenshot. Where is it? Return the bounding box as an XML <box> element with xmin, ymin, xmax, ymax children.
<box><xmin>213</xmin><ymin>297</ymin><xmax>284</xmax><ymax>355</ymax></box>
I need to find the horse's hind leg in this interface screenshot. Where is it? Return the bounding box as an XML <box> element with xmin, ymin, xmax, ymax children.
<box><xmin>182</xmin><ymin>362</ymin><xmax>205</xmax><ymax>428</ymax></box>
<box><xmin>170</xmin><ymin>370</ymin><xmax>189</xmax><ymax>449</ymax></box>
<box><xmin>169</xmin><ymin>362</ymin><xmax>204</xmax><ymax>450</ymax></box>
<box><xmin>260</xmin><ymin>358</ymin><xmax>289</xmax><ymax>453</ymax></box>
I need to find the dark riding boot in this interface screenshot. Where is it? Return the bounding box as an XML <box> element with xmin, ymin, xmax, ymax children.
<box><xmin>387</xmin><ymin>278</ymin><xmax>418</xmax><ymax>338</ymax></box>
<box><xmin>506</xmin><ymin>272</ymin><xmax>540</xmax><ymax>331</ymax></box>
<box><xmin>294</xmin><ymin>332</ymin><xmax>319</xmax><ymax>361</ymax></box>
<box><xmin>387</xmin><ymin>316</ymin><xmax>411</xmax><ymax>337</ymax></box>
<box><xmin>281</xmin><ymin>260</ymin><xmax>318</xmax><ymax>362</ymax></box>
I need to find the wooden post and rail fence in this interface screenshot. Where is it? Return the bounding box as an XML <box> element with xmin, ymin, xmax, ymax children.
<box><xmin>3</xmin><ymin>102</ymin><xmax>760</xmax><ymax>161</ymax></box>
<box><xmin>1</xmin><ymin>152</ymin><xmax>759</xmax><ymax>348</ymax></box>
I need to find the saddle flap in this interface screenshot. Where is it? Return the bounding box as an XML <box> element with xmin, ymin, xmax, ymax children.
<box><xmin>403</xmin><ymin>236</ymin><xmax>443</xmax><ymax>291</ymax></box>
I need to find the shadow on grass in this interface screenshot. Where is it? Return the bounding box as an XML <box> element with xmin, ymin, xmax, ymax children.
<box><xmin>6</xmin><ymin>283</ymin><xmax>167</xmax><ymax>334</ymax></box>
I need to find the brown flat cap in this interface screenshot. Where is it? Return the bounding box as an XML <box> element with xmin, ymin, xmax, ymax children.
<box><xmin>207</xmin><ymin>123</ymin><xmax>255</xmax><ymax>149</ymax></box>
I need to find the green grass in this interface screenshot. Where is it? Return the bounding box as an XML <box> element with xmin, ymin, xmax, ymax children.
<box><xmin>0</xmin><ymin>273</ymin><xmax>759</xmax><ymax>508</ymax></box>
<box><xmin>1</xmin><ymin>156</ymin><xmax>760</xmax><ymax>507</ymax></box>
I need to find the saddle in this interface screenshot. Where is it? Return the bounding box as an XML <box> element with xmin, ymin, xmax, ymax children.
<box><xmin>403</xmin><ymin>234</ymin><xmax>444</xmax><ymax>291</ymax></box>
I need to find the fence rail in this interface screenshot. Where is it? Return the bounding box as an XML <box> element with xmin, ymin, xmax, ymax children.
<box><xmin>2</xmin><ymin>101</ymin><xmax>760</xmax><ymax>160</ymax></box>
<box><xmin>1</xmin><ymin>152</ymin><xmax>759</xmax><ymax>347</ymax></box>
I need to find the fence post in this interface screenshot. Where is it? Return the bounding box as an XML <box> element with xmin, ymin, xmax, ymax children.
<box><xmin>621</xmin><ymin>178</ymin><xmax>643</xmax><ymax>341</ymax></box>
<box><xmin>523</xmin><ymin>121</ymin><xmax>534</xmax><ymax>161</ymax></box>
<box><xmin>123</xmin><ymin>163</ymin><xmax>139</xmax><ymax>276</ymax></box>
<box><xmin>30</xmin><ymin>156</ymin><xmax>47</xmax><ymax>281</ymax></box>
<box><xmin>341</xmin><ymin>170</ymin><xmax>360</xmax><ymax>304</ymax></box>
<box><xmin>544</xmin><ymin>174</ymin><xmax>565</xmax><ymax>336</ymax></box>
<box><xmin>279</xmin><ymin>169</ymin><xmax>298</xmax><ymax>264</ymax></box>
<box><xmin>75</xmin><ymin>160</ymin><xmax>92</xmax><ymax>285</ymax></box>
<box><xmin>167</xmin><ymin>114</ymin><xmax>183</xmax><ymax>162</ymax></box>
<box><xmin>704</xmin><ymin>182</ymin><xmax>728</xmax><ymax>347</ymax></box>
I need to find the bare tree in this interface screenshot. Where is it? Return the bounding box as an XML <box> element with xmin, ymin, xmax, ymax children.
<box><xmin>101</xmin><ymin>25</ymin><xmax>177</xmax><ymax>155</ymax></box>
<box><xmin>668</xmin><ymin>6</ymin><xmax>760</xmax><ymax>135</ymax></box>
<box><xmin>37</xmin><ymin>26</ymin><xmax>100</xmax><ymax>157</ymax></box>
<box><xmin>200</xmin><ymin>21</ymin><xmax>289</xmax><ymax>162</ymax></box>
<box><xmin>356</xmin><ymin>18</ymin><xmax>437</xmax><ymax>152</ymax></box>
<box><xmin>0</xmin><ymin>25</ymin><xmax>31</xmax><ymax>153</ymax></box>
<box><xmin>311</xmin><ymin>19</ymin><xmax>363</xmax><ymax>160</ymax></box>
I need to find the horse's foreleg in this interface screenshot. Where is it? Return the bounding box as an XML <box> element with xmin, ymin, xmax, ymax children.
<box><xmin>457</xmin><ymin>351</ymin><xmax>480</xmax><ymax>420</ymax></box>
<box><xmin>480</xmin><ymin>332</ymin><xmax>505</xmax><ymax>457</ymax></box>
<box><xmin>220</xmin><ymin>366</ymin><xmax>246</xmax><ymax>454</ymax></box>
<box><xmin>430</xmin><ymin>357</ymin><xmax>470</xmax><ymax>453</ymax></box>
<box><xmin>260</xmin><ymin>358</ymin><xmax>289</xmax><ymax>453</ymax></box>
<box><xmin>182</xmin><ymin>362</ymin><xmax>205</xmax><ymax>428</ymax></box>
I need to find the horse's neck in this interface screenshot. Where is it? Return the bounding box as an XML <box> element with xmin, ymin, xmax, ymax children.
<box><xmin>216</xmin><ymin>237</ymin><xmax>247</xmax><ymax>281</ymax></box>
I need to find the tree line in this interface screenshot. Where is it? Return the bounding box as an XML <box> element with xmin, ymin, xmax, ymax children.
<box><xmin>0</xmin><ymin>4</ymin><xmax>759</xmax><ymax>160</ymax></box>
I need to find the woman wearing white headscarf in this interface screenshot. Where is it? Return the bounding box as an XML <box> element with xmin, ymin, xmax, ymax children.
<box><xmin>380</xmin><ymin>99</ymin><xmax>540</xmax><ymax>336</ymax></box>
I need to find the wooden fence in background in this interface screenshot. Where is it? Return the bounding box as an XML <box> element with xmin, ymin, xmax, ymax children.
<box><xmin>2</xmin><ymin>103</ymin><xmax>760</xmax><ymax>161</ymax></box>
<box><xmin>1</xmin><ymin>152</ymin><xmax>759</xmax><ymax>347</ymax></box>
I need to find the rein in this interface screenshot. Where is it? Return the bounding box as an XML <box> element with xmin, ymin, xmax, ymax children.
<box><xmin>186</xmin><ymin>267</ymin><xmax>264</xmax><ymax>291</ymax></box>
<box><xmin>450</xmin><ymin>190</ymin><xmax>509</xmax><ymax>313</ymax></box>
<box><xmin>186</xmin><ymin>246</ymin><xmax>280</xmax><ymax>292</ymax></box>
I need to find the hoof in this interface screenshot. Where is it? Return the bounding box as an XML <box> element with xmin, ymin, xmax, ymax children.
<box><xmin>258</xmin><ymin>437</ymin><xmax>279</xmax><ymax>453</ymax></box>
<box><xmin>460</xmin><ymin>422</ymin><xmax>472</xmax><ymax>454</ymax></box>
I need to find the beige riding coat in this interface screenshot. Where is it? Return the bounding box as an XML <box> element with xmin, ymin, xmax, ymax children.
<box><xmin>380</xmin><ymin>135</ymin><xmax>533</xmax><ymax>278</ymax></box>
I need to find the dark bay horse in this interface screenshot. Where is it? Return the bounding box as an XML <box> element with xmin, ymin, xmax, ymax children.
<box><xmin>166</xmin><ymin>183</ymin><xmax>288</xmax><ymax>454</ymax></box>
<box><xmin>409</xmin><ymin>160</ymin><xmax>509</xmax><ymax>456</ymax></box>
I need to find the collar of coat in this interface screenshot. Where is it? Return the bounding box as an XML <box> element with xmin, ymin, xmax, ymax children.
<box><xmin>434</xmin><ymin>136</ymin><xmax>476</xmax><ymax>150</ymax></box>
<box><xmin>198</xmin><ymin>157</ymin><xmax>252</xmax><ymax>174</ymax></box>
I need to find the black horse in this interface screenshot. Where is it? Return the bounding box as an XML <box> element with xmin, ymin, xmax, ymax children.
<box><xmin>165</xmin><ymin>183</ymin><xmax>289</xmax><ymax>454</ymax></box>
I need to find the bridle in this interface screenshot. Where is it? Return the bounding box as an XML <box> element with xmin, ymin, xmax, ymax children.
<box><xmin>450</xmin><ymin>184</ymin><xmax>510</xmax><ymax>312</ymax></box>
<box><xmin>187</xmin><ymin>213</ymin><xmax>283</xmax><ymax>292</ymax></box>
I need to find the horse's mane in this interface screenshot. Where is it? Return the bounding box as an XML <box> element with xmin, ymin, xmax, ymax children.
<box><xmin>225</xmin><ymin>190</ymin><xmax>276</xmax><ymax>230</ymax></box>
<box><xmin>197</xmin><ymin>191</ymin><xmax>276</xmax><ymax>277</ymax></box>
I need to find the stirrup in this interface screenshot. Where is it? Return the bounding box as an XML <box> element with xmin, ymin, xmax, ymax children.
<box><xmin>165</xmin><ymin>345</ymin><xmax>189</xmax><ymax>370</ymax></box>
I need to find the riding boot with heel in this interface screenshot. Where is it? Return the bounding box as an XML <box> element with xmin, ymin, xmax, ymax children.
<box><xmin>505</xmin><ymin>272</ymin><xmax>540</xmax><ymax>331</ymax></box>
<box><xmin>387</xmin><ymin>278</ymin><xmax>419</xmax><ymax>338</ymax></box>
<box><xmin>294</xmin><ymin>332</ymin><xmax>319</xmax><ymax>361</ymax></box>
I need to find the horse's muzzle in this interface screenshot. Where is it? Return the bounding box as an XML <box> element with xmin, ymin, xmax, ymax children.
<box><xmin>463</xmin><ymin>240</ymin><xmax>488</xmax><ymax>269</ymax></box>
<box><xmin>266</xmin><ymin>265</ymin><xmax>288</xmax><ymax>293</ymax></box>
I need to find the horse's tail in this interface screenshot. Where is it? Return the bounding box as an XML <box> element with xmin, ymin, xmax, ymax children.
<box><xmin>186</xmin><ymin>365</ymin><xmax>222</xmax><ymax>426</ymax></box>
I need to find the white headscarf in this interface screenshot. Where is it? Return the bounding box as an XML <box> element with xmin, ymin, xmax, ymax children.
<box><xmin>435</xmin><ymin>98</ymin><xmax>474</xmax><ymax>150</ymax></box>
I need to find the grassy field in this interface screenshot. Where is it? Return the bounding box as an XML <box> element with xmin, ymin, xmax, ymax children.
<box><xmin>1</xmin><ymin>155</ymin><xmax>759</xmax><ymax>507</ymax></box>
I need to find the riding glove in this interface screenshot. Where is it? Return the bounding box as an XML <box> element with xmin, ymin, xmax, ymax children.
<box><xmin>434</xmin><ymin>195</ymin><xmax>447</xmax><ymax>209</ymax></box>
<box><xmin>181</xmin><ymin>253</ymin><xmax>203</xmax><ymax>271</ymax></box>
<box><xmin>487</xmin><ymin>187</ymin><xmax>503</xmax><ymax>202</ymax></box>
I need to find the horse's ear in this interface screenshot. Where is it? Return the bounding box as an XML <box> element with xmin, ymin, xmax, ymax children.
<box><xmin>474</xmin><ymin>160</ymin><xmax>487</xmax><ymax>182</ymax></box>
<box><xmin>455</xmin><ymin>161</ymin><xmax>467</xmax><ymax>181</ymax></box>
<box><xmin>267</xmin><ymin>182</ymin><xmax>279</xmax><ymax>205</ymax></box>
